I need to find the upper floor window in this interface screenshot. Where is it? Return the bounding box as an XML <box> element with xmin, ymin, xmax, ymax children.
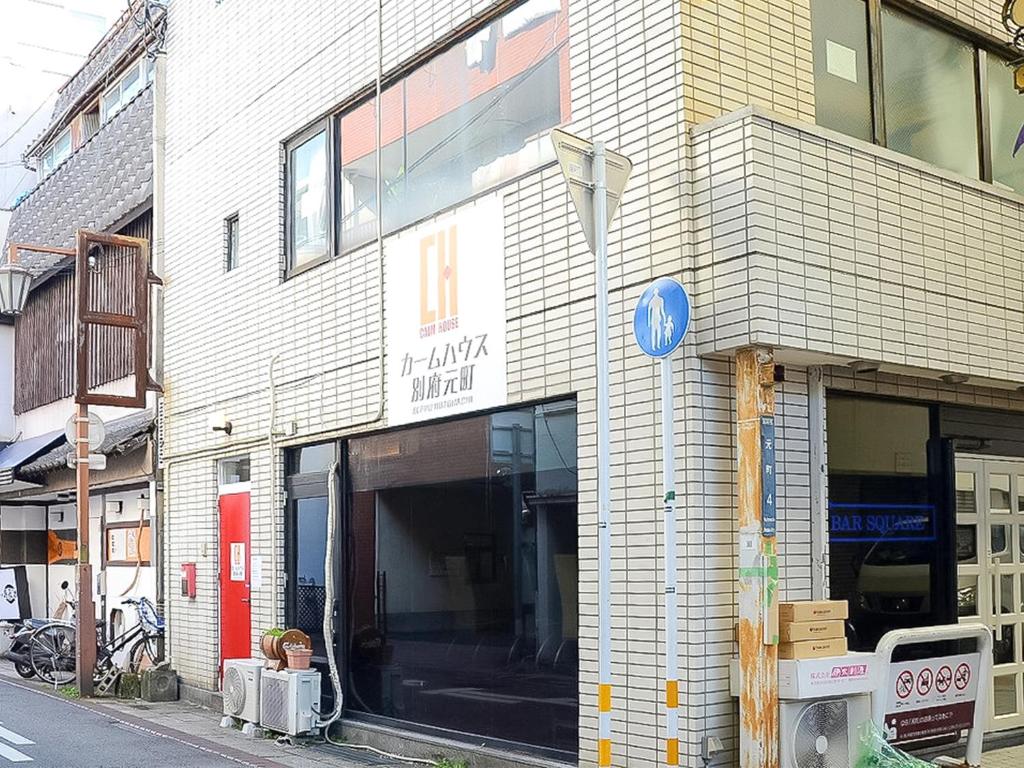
<box><xmin>225</xmin><ymin>213</ymin><xmax>240</xmax><ymax>271</ymax></box>
<box><xmin>285</xmin><ymin>0</ymin><xmax>569</xmax><ymax>272</ymax></box>
<box><xmin>100</xmin><ymin>57</ymin><xmax>154</xmax><ymax>123</ymax></box>
<box><xmin>811</xmin><ymin>1</ymin><xmax>1024</xmax><ymax>194</ymax></box>
<box><xmin>39</xmin><ymin>127</ymin><xmax>71</xmax><ymax>177</ymax></box>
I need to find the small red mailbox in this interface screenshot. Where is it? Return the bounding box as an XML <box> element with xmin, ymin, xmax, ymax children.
<box><xmin>180</xmin><ymin>563</ymin><xmax>196</xmax><ymax>599</ymax></box>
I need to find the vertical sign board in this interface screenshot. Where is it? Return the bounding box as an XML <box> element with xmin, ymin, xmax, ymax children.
<box><xmin>0</xmin><ymin>566</ymin><xmax>30</xmax><ymax>621</ymax></box>
<box><xmin>385</xmin><ymin>195</ymin><xmax>507</xmax><ymax>427</ymax></box>
<box><xmin>884</xmin><ymin>653</ymin><xmax>981</xmax><ymax>743</ymax></box>
<box><xmin>760</xmin><ymin>415</ymin><xmax>776</xmax><ymax>537</ymax></box>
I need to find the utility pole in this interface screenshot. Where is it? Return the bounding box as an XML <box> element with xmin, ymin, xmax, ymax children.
<box><xmin>736</xmin><ymin>346</ymin><xmax>779</xmax><ymax>768</ymax></box>
<box><xmin>75</xmin><ymin>403</ymin><xmax>96</xmax><ymax>697</ymax></box>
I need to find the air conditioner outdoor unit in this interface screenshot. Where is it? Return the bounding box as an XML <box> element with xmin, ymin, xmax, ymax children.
<box><xmin>781</xmin><ymin>694</ymin><xmax>872</xmax><ymax>768</ymax></box>
<box><xmin>260</xmin><ymin>667</ymin><xmax>321</xmax><ymax>736</ymax></box>
<box><xmin>223</xmin><ymin>658</ymin><xmax>264</xmax><ymax>723</ymax></box>
<box><xmin>776</xmin><ymin>652</ymin><xmax>877</xmax><ymax>768</ymax></box>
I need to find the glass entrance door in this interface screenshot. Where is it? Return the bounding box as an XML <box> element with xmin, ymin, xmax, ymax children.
<box><xmin>956</xmin><ymin>456</ymin><xmax>1024</xmax><ymax>730</ymax></box>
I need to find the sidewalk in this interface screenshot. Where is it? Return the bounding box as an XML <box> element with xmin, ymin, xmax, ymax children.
<box><xmin>978</xmin><ymin>744</ymin><xmax>1024</xmax><ymax>768</ymax></box>
<box><xmin>0</xmin><ymin>664</ymin><xmax>413</xmax><ymax>768</ymax></box>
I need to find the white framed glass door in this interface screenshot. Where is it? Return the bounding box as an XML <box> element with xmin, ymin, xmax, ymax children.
<box><xmin>956</xmin><ymin>456</ymin><xmax>1024</xmax><ymax>731</ymax></box>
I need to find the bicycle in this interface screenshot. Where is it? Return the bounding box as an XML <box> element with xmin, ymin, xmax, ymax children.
<box><xmin>29</xmin><ymin>597</ymin><xmax>165</xmax><ymax>687</ymax></box>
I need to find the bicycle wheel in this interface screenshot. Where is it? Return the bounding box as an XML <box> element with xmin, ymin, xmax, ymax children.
<box><xmin>30</xmin><ymin>624</ymin><xmax>76</xmax><ymax>685</ymax></box>
<box><xmin>127</xmin><ymin>634</ymin><xmax>160</xmax><ymax>674</ymax></box>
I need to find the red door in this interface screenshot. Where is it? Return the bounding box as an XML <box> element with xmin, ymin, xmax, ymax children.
<box><xmin>219</xmin><ymin>492</ymin><xmax>251</xmax><ymax>675</ymax></box>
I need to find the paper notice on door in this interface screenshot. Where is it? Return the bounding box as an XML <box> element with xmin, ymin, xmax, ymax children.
<box><xmin>250</xmin><ymin>555</ymin><xmax>263</xmax><ymax>590</ymax></box>
<box><xmin>826</xmin><ymin>40</ymin><xmax>857</xmax><ymax>83</ymax></box>
<box><xmin>230</xmin><ymin>542</ymin><xmax>245</xmax><ymax>581</ymax></box>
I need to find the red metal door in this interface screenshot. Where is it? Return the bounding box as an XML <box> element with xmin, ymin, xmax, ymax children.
<box><xmin>219</xmin><ymin>492</ymin><xmax>251</xmax><ymax>674</ymax></box>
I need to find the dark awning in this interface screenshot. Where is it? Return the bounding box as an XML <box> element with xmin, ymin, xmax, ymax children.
<box><xmin>0</xmin><ymin>429</ymin><xmax>64</xmax><ymax>489</ymax></box>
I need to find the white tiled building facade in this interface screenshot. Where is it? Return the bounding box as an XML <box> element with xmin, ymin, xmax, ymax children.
<box><xmin>160</xmin><ymin>0</ymin><xmax>1024</xmax><ymax>765</ymax></box>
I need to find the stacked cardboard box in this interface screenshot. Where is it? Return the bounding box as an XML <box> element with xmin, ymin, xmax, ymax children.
<box><xmin>777</xmin><ymin>600</ymin><xmax>848</xmax><ymax>659</ymax></box>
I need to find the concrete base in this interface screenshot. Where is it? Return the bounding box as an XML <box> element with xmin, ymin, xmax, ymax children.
<box><xmin>180</xmin><ymin>681</ymin><xmax>223</xmax><ymax>712</ymax></box>
<box><xmin>183</xmin><ymin>681</ymin><xmax>570</xmax><ymax>768</ymax></box>
<box><xmin>336</xmin><ymin>719</ymin><xmax>573</xmax><ymax>768</ymax></box>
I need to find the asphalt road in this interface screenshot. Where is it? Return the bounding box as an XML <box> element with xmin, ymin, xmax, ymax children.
<box><xmin>0</xmin><ymin>677</ymin><xmax>268</xmax><ymax>768</ymax></box>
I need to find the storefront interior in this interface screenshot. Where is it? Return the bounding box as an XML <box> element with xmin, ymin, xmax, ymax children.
<box><xmin>286</xmin><ymin>399</ymin><xmax>578</xmax><ymax>758</ymax></box>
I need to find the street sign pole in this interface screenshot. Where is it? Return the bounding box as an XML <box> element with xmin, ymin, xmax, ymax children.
<box><xmin>592</xmin><ymin>140</ymin><xmax>613</xmax><ymax>768</ymax></box>
<box><xmin>660</xmin><ymin>355</ymin><xmax>679</xmax><ymax>766</ymax></box>
<box><xmin>75</xmin><ymin>402</ymin><xmax>97</xmax><ymax>697</ymax></box>
<box><xmin>552</xmin><ymin>129</ymin><xmax>631</xmax><ymax>768</ymax></box>
<box><xmin>633</xmin><ymin>276</ymin><xmax>690</xmax><ymax>767</ymax></box>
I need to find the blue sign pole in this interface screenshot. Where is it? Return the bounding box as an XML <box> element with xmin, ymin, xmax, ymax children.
<box><xmin>633</xmin><ymin>276</ymin><xmax>691</xmax><ymax>766</ymax></box>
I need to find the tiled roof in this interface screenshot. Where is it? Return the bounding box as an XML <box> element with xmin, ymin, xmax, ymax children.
<box><xmin>51</xmin><ymin>7</ymin><xmax>146</xmax><ymax>123</ymax></box>
<box><xmin>4</xmin><ymin>85</ymin><xmax>153</xmax><ymax>279</ymax></box>
<box><xmin>19</xmin><ymin>409</ymin><xmax>153</xmax><ymax>477</ymax></box>
<box><xmin>26</xmin><ymin>2</ymin><xmax>164</xmax><ymax>159</ymax></box>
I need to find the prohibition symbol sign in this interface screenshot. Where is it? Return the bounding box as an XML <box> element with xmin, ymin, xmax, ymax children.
<box><xmin>896</xmin><ymin>670</ymin><xmax>915</xmax><ymax>699</ymax></box>
<box><xmin>917</xmin><ymin>668</ymin><xmax>934</xmax><ymax>696</ymax></box>
<box><xmin>955</xmin><ymin>662</ymin><xmax>972</xmax><ymax>691</ymax></box>
<box><xmin>936</xmin><ymin>665</ymin><xmax>953</xmax><ymax>694</ymax></box>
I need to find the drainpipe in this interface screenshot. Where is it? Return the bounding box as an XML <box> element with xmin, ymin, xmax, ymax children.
<box><xmin>807</xmin><ymin>366</ymin><xmax>827</xmax><ymax>600</ymax></box>
<box><xmin>151</xmin><ymin>46</ymin><xmax>167</xmax><ymax>622</ymax></box>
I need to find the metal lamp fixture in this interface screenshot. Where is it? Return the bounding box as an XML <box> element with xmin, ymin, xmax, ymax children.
<box><xmin>0</xmin><ymin>261</ymin><xmax>32</xmax><ymax>315</ymax></box>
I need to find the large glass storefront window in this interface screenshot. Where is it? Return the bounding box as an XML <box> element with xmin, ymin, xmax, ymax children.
<box><xmin>347</xmin><ymin>400</ymin><xmax>578</xmax><ymax>755</ymax></box>
<box><xmin>827</xmin><ymin>396</ymin><xmax>948</xmax><ymax>650</ymax></box>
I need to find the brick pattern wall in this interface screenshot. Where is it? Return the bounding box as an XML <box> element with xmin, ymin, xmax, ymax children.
<box><xmin>679</xmin><ymin>0</ymin><xmax>1010</xmax><ymax>129</ymax></box>
<box><xmin>690</xmin><ymin>108</ymin><xmax>1024</xmax><ymax>384</ymax></box>
<box><xmin>162</xmin><ymin>0</ymin><xmax>711</xmax><ymax>765</ymax></box>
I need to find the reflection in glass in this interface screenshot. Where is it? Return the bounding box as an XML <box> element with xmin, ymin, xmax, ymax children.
<box><xmin>991</xmin><ymin>474</ymin><xmax>1012</xmax><ymax>512</ymax></box>
<box><xmin>336</xmin><ymin>0</ymin><xmax>569</xmax><ymax>245</ymax></box>
<box><xmin>810</xmin><ymin>0</ymin><xmax>872</xmax><ymax>141</ymax></box>
<box><xmin>292</xmin><ymin>442</ymin><xmax>335</xmax><ymax>475</ymax></box>
<box><xmin>995</xmin><ymin>625</ymin><xmax>1016</xmax><ymax>666</ymax></box>
<box><xmin>957</xmin><ymin>576</ymin><xmax>978</xmax><ymax>617</ymax></box>
<box><xmin>293</xmin><ymin>498</ymin><xmax>329</xmax><ymax>645</ymax></box>
<box><xmin>347</xmin><ymin>400</ymin><xmax>578</xmax><ymax>754</ymax></box>
<box><xmin>826</xmin><ymin>396</ymin><xmax>933</xmax><ymax>650</ymax></box>
<box><xmin>956</xmin><ymin>525</ymin><xmax>977</xmax><ymax>564</ymax></box>
<box><xmin>997</xmin><ymin>574</ymin><xmax>1015</xmax><ymax>615</ymax></box>
<box><xmin>993</xmin><ymin>524</ymin><xmax>1012</xmax><ymax>562</ymax></box>
<box><xmin>995</xmin><ymin>675</ymin><xmax>1018</xmax><ymax>716</ymax></box>
<box><xmin>290</xmin><ymin>130</ymin><xmax>329</xmax><ymax>267</ymax></box>
<box><xmin>956</xmin><ymin>472</ymin><xmax>977</xmax><ymax>515</ymax></box>
<box><xmin>881</xmin><ymin>8</ymin><xmax>979</xmax><ymax>178</ymax></box>
<box><xmin>988</xmin><ymin>55</ymin><xmax>1024</xmax><ymax>195</ymax></box>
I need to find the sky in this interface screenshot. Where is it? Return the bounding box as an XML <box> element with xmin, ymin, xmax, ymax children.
<box><xmin>0</xmin><ymin>0</ymin><xmax>130</xmax><ymax>242</ymax></box>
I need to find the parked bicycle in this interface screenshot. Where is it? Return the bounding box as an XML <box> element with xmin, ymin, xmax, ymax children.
<box><xmin>29</xmin><ymin>596</ymin><xmax>164</xmax><ymax>686</ymax></box>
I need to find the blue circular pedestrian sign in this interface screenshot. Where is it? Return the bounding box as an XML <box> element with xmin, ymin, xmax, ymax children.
<box><xmin>633</xmin><ymin>277</ymin><xmax>691</xmax><ymax>358</ymax></box>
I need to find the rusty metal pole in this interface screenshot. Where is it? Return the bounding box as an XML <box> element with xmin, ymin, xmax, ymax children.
<box><xmin>736</xmin><ymin>347</ymin><xmax>779</xmax><ymax>768</ymax></box>
<box><xmin>75</xmin><ymin>402</ymin><xmax>97</xmax><ymax>696</ymax></box>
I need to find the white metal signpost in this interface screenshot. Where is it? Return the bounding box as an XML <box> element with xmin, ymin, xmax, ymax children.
<box><xmin>551</xmin><ymin>128</ymin><xmax>632</xmax><ymax>767</ymax></box>
<box><xmin>634</xmin><ymin>276</ymin><xmax>691</xmax><ymax>766</ymax></box>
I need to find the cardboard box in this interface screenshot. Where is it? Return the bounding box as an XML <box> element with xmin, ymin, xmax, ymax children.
<box><xmin>778</xmin><ymin>619</ymin><xmax>845</xmax><ymax>643</ymax></box>
<box><xmin>779</xmin><ymin>600</ymin><xmax>848</xmax><ymax>623</ymax></box>
<box><xmin>778</xmin><ymin>636</ymin><xmax>848</xmax><ymax>660</ymax></box>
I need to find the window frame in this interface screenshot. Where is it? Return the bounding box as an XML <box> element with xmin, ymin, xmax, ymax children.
<box><xmin>819</xmin><ymin>0</ymin><xmax>1020</xmax><ymax>188</ymax></box>
<box><xmin>99</xmin><ymin>57</ymin><xmax>154</xmax><ymax>124</ymax></box>
<box><xmin>224</xmin><ymin>213</ymin><xmax>240</xmax><ymax>272</ymax></box>
<box><xmin>284</xmin><ymin>119</ymin><xmax>335</xmax><ymax>277</ymax></box>
<box><xmin>281</xmin><ymin>0</ymin><xmax>568</xmax><ymax>277</ymax></box>
<box><xmin>39</xmin><ymin>126</ymin><xmax>72</xmax><ymax>178</ymax></box>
